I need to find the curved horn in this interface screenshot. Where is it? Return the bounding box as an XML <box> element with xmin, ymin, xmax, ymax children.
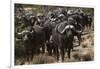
<box><xmin>60</xmin><ymin>25</ymin><xmax>70</xmax><ymax>34</ymax></box>
<box><xmin>75</xmin><ymin>24</ymin><xmax>83</xmax><ymax>33</ymax></box>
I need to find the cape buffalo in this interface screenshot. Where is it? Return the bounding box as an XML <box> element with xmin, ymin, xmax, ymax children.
<box><xmin>22</xmin><ymin>25</ymin><xmax>46</xmax><ymax>61</ymax></box>
<box><xmin>51</xmin><ymin>21</ymin><xmax>79</xmax><ymax>62</ymax></box>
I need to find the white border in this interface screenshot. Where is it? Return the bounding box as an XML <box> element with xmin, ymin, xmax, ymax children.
<box><xmin>13</xmin><ymin>0</ymin><xmax>95</xmax><ymax>8</ymax></box>
<box><xmin>11</xmin><ymin>0</ymin><xmax>95</xmax><ymax>69</ymax></box>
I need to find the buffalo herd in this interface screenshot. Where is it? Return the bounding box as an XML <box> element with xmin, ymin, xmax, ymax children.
<box><xmin>15</xmin><ymin>7</ymin><xmax>93</xmax><ymax>62</ymax></box>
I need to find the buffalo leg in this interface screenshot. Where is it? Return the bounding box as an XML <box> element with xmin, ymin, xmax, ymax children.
<box><xmin>53</xmin><ymin>47</ymin><xmax>56</xmax><ymax>56</ymax></box>
<box><xmin>67</xmin><ymin>49</ymin><xmax>71</xmax><ymax>59</ymax></box>
<box><xmin>26</xmin><ymin>51</ymin><xmax>29</xmax><ymax>61</ymax></box>
<box><xmin>56</xmin><ymin>46</ymin><xmax>59</xmax><ymax>61</ymax></box>
<box><xmin>25</xmin><ymin>49</ymin><xmax>30</xmax><ymax>61</ymax></box>
<box><xmin>30</xmin><ymin>49</ymin><xmax>34</xmax><ymax>61</ymax></box>
<box><xmin>61</xmin><ymin>47</ymin><xmax>65</xmax><ymax>62</ymax></box>
<box><xmin>46</xmin><ymin>43</ymin><xmax>52</xmax><ymax>55</ymax></box>
<box><xmin>42</xmin><ymin>44</ymin><xmax>45</xmax><ymax>53</ymax></box>
<box><xmin>77</xmin><ymin>35</ymin><xmax>81</xmax><ymax>46</ymax></box>
<box><xmin>48</xmin><ymin>47</ymin><xmax>52</xmax><ymax>56</ymax></box>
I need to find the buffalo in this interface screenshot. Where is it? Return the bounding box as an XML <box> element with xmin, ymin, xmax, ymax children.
<box><xmin>51</xmin><ymin>20</ymin><xmax>80</xmax><ymax>62</ymax></box>
<box><xmin>21</xmin><ymin>25</ymin><xmax>46</xmax><ymax>61</ymax></box>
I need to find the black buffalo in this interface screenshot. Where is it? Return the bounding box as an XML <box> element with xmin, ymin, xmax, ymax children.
<box><xmin>51</xmin><ymin>21</ymin><xmax>79</xmax><ymax>62</ymax></box>
<box><xmin>22</xmin><ymin>25</ymin><xmax>46</xmax><ymax>61</ymax></box>
<box><xmin>68</xmin><ymin>14</ymin><xmax>83</xmax><ymax>46</ymax></box>
<box><xmin>22</xmin><ymin>13</ymin><xmax>37</xmax><ymax>27</ymax></box>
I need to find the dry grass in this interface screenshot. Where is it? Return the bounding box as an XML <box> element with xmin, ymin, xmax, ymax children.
<box><xmin>72</xmin><ymin>31</ymin><xmax>94</xmax><ymax>62</ymax></box>
<box><xmin>31</xmin><ymin>54</ymin><xmax>56</xmax><ymax>64</ymax></box>
<box><xmin>15</xmin><ymin>53</ymin><xmax>56</xmax><ymax>65</ymax></box>
<box><xmin>79</xmin><ymin>48</ymin><xmax>94</xmax><ymax>61</ymax></box>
